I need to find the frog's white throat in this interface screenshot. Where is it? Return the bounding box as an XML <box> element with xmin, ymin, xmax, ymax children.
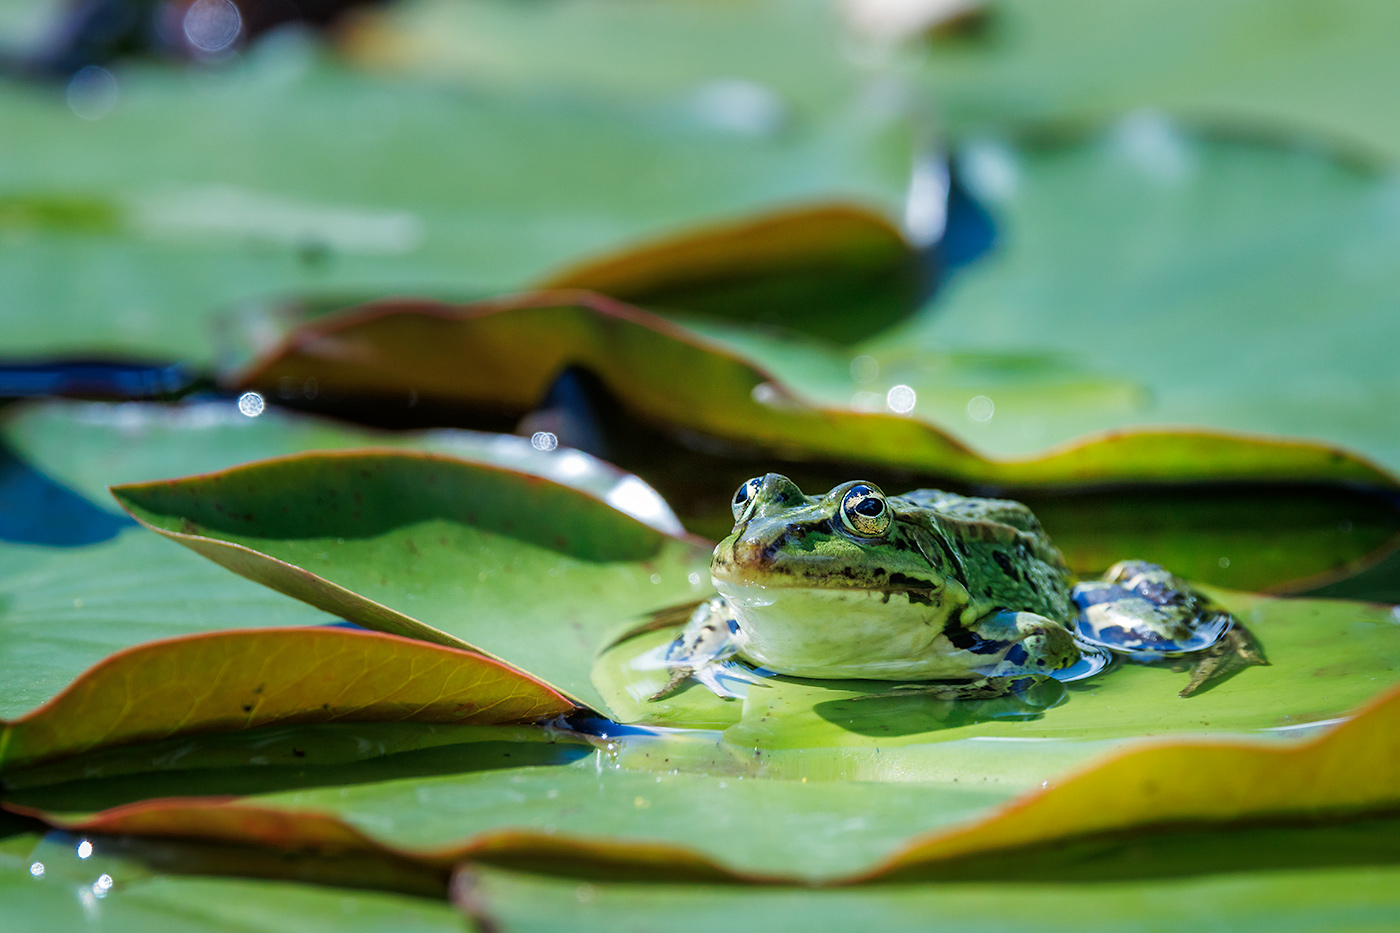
<box><xmin>711</xmin><ymin>576</ymin><xmax>978</xmax><ymax>681</ymax></box>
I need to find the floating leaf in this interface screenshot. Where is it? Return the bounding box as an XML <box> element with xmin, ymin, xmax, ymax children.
<box><xmin>850</xmin><ymin>131</ymin><xmax>1400</xmax><ymax>484</ymax></box>
<box><xmin>231</xmin><ymin>293</ymin><xmax>1400</xmax><ymax>591</ymax></box>
<box><xmin>597</xmin><ymin>590</ymin><xmax>1400</xmax><ymax>755</ymax></box>
<box><xmin>0</xmin><ymin>831</ymin><xmax>464</xmax><ymax>929</ymax></box>
<box><xmin>6</xmin><ymin>765</ymin><xmax>1015</xmax><ymax>883</ymax></box>
<box><xmin>0</xmin><ymin>627</ymin><xmax>574</xmax><ymax>773</ymax></box>
<box><xmin>233</xmin><ymin>293</ymin><xmax>1398</xmax><ymax>491</ymax></box>
<box><xmin>538</xmin><ymin>204</ymin><xmax>923</xmax><ymax>343</ymax></box>
<box><xmin>111</xmin><ymin>449</ymin><xmax>712</xmax><ymax>710</ymax></box>
<box><xmin>922</xmin><ymin>0</ymin><xmax>1400</xmax><ymax>165</ymax></box>
<box><xmin>454</xmin><ymin>858</ymin><xmax>1400</xmax><ymax>931</ymax></box>
<box><xmin>0</xmin><ymin>44</ymin><xmax>905</xmax><ymax>364</ymax></box>
<box><xmin>15</xmin><ymin>677</ymin><xmax>1400</xmax><ymax>886</ymax></box>
<box><xmin>866</xmin><ymin>678</ymin><xmax>1400</xmax><ymax>879</ymax></box>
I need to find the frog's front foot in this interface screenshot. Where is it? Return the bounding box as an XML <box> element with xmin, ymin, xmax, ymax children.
<box><xmin>1072</xmin><ymin>560</ymin><xmax>1267</xmax><ymax>697</ymax></box>
<box><xmin>649</xmin><ymin>597</ymin><xmax>749</xmax><ymax>701</ymax></box>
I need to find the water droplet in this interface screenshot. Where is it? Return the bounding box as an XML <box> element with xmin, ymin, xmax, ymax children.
<box><xmin>530</xmin><ymin>431</ymin><xmax>558</xmax><ymax>452</ymax></box>
<box><xmin>650</xmin><ymin>573</ymin><xmax>662</xmax><ymax>585</ymax></box>
<box><xmin>237</xmin><ymin>391</ymin><xmax>264</xmax><ymax>417</ymax></box>
<box><xmin>28</xmin><ymin>862</ymin><xmax>43</xmax><ymax>878</ymax></box>
<box><xmin>1218</xmin><ymin>557</ymin><xmax>1231</xmax><ymax>569</ymax></box>
<box><xmin>886</xmin><ymin>384</ymin><xmax>916</xmax><ymax>414</ymax></box>
<box><xmin>688</xmin><ymin>572</ymin><xmax>702</xmax><ymax>586</ymax></box>
<box><xmin>76</xmin><ymin>840</ymin><xmax>92</xmax><ymax>859</ymax></box>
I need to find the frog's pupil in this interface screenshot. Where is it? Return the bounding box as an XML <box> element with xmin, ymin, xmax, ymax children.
<box><xmin>854</xmin><ymin>498</ymin><xmax>883</xmax><ymax>516</ymax></box>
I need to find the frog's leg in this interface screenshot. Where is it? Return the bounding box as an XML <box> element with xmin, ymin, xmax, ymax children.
<box><xmin>648</xmin><ymin>596</ymin><xmax>750</xmax><ymax>701</ymax></box>
<box><xmin>1072</xmin><ymin>560</ymin><xmax>1266</xmax><ymax>697</ymax></box>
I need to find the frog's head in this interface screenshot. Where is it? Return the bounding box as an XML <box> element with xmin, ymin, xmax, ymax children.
<box><xmin>709</xmin><ymin>474</ymin><xmax>972</xmax><ymax>677</ymax></box>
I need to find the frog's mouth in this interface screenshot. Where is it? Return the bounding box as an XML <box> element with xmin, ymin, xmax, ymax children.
<box><xmin>710</xmin><ymin>555</ymin><xmax>945</xmax><ymax>602</ymax></box>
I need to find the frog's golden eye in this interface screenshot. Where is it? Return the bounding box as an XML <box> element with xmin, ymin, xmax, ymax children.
<box><xmin>731</xmin><ymin>476</ymin><xmax>764</xmax><ymax>522</ymax></box>
<box><xmin>839</xmin><ymin>483</ymin><xmax>890</xmax><ymax>538</ymax></box>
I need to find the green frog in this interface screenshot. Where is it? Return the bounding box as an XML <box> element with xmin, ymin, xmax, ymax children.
<box><xmin>653</xmin><ymin>474</ymin><xmax>1263</xmax><ymax>701</ymax></box>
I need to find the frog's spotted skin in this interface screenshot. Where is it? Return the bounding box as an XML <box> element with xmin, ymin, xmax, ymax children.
<box><xmin>654</xmin><ymin>474</ymin><xmax>1263</xmax><ymax>702</ymax></box>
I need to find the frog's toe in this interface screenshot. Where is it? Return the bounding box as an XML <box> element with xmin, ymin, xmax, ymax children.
<box><xmin>1180</xmin><ymin>624</ymin><xmax>1268</xmax><ymax>697</ymax></box>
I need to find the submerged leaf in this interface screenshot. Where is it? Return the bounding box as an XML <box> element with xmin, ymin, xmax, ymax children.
<box><xmin>0</xmin><ymin>627</ymin><xmax>575</xmax><ymax>773</ymax></box>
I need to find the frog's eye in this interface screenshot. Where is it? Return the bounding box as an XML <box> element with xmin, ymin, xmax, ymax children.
<box><xmin>731</xmin><ymin>477</ymin><xmax>764</xmax><ymax>522</ymax></box>
<box><xmin>839</xmin><ymin>484</ymin><xmax>890</xmax><ymax>538</ymax></box>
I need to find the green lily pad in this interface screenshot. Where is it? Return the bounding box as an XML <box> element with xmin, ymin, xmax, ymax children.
<box><xmin>921</xmin><ymin>0</ymin><xmax>1400</xmax><ymax>165</ymax></box>
<box><xmin>230</xmin><ymin>292</ymin><xmax>1400</xmax><ymax>591</ymax></box>
<box><xmin>111</xmin><ymin>449</ymin><xmax>712</xmax><ymax>710</ymax></box>
<box><xmin>232</xmin><ymin>293</ymin><xmax>1398</xmax><ymax>492</ymax></box>
<box><xmin>0</xmin><ymin>627</ymin><xmax>575</xmax><ymax>773</ymax></box>
<box><xmin>846</xmin><ymin>130</ymin><xmax>1400</xmax><ymax>479</ymax></box>
<box><xmin>457</xmin><ymin>860</ymin><xmax>1400</xmax><ymax>932</ymax></box>
<box><xmin>339</xmin><ymin>0</ymin><xmax>861</xmax><ymax>117</ymax></box>
<box><xmin>597</xmin><ymin>590</ymin><xmax>1400</xmax><ymax>757</ymax></box>
<box><xmin>7</xmin><ymin>767</ymin><xmax>1020</xmax><ymax>882</ymax></box>
<box><xmin>16</xmin><ymin>677</ymin><xmax>1400</xmax><ymax>886</ymax></box>
<box><xmin>0</xmin><ymin>37</ymin><xmax>906</xmax><ymax>365</ymax></box>
<box><xmin>0</xmin><ymin>832</ymin><xmax>463</xmax><ymax>930</ymax></box>
<box><xmin>0</xmin><ymin>400</ymin><xmax>688</xmax><ymax>722</ymax></box>
<box><xmin>537</xmin><ymin>204</ymin><xmax>923</xmax><ymax>343</ymax></box>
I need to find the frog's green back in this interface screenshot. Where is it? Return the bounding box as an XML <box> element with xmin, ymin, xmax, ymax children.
<box><xmin>895</xmin><ymin>490</ymin><xmax>1075</xmax><ymax>625</ymax></box>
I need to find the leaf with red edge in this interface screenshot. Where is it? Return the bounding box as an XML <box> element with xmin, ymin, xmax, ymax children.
<box><xmin>13</xmin><ymin>680</ymin><xmax>1400</xmax><ymax>885</ymax></box>
<box><xmin>0</xmin><ymin>627</ymin><xmax>575</xmax><ymax>773</ymax></box>
<box><xmin>538</xmin><ymin>204</ymin><xmax>923</xmax><ymax>343</ymax></box>
<box><xmin>110</xmin><ymin>449</ymin><xmax>712</xmax><ymax>711</ymax></box>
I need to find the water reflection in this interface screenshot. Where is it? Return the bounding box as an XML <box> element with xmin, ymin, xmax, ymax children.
<box><xmin>812</xmin><ymin>677</ymin><xmax>1068</xmax><ymax>738</ymax></box>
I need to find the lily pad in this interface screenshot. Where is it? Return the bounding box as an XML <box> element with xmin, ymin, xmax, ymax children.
<box><xmin>16</xmin><ymin>677</ymin><xmax>1400</xmax><ymax>886</ymax></box>
<box><xmin>230</xmin><ymin>293</ymin><xmax>1400</xmax><ymax>591</ymax></box>
<box><xmin>1</xmin><ymin>831</ymin><xmax>463</xmax><ymax>930</ymax></box>
<box><xmin>537</xmin><ymin>204</ymin><xmax>924</xmax><ymax>343</ymax></box>
<box><xmin>851</xmin><ymin>129</ymin><xmax>1400</xmax><ymax>480</ymax></box>
<box><xmin>339</xmin><ymin>0</ymin><xmax>862</xmax><ymax>116</ymax></box>
<box><xmin>456</xmin><ymin>860</ymin><xmax>1400</xmax><ymax>932</ymax></box>
<box><xmin>0</xmin><ymin>38</ymin><xmax>907</xmax><ymax>365</ymax></box>
<box><xmin>921</xmin><ymin>0</ymin><xmax>1400</xmax><ymax>165</ymax></box>
<box><xmin>0</xmin><ymin>400</ymin><xmax>691</xmax><ymax>726</ymax></box>
<box><xmin>111</xmin><ymin>449</ymin><xmax>712</xmax><ymax>710</ymax></box>
<box><xmin>232</xmin><ymin>293</ymin><xmax>1398</xmax><ymax>490</ymax></box>
<box><xmin>597</xmin><ymin>589</ymin><xmax>1400</xmax><ymax>758</ymax></box>
<box><xmin>0</xmin><ymin>627</ymin><xmax>575</xmax><ymax>773</ymax></box>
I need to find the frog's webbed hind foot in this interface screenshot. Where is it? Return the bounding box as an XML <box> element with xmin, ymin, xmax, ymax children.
<box><xmin>1177</xmin><ymin>622</ymin><xmax>1267</xmax><ymax>697</ymax></box>
<box><xmin>1072</xmin><ymin>560</ymin><xmax>1267</xmax><ymax>697</ymax></box>
<box><xmin>647</xmin><ymin>597</ymin><xmax>749</xmax><ymax>701</ymax></box>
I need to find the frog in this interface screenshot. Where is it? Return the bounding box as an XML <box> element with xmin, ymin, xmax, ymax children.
<box><xmin>651</xmin><ymin>474</ymin><xmax>1264</xmax><ymax>701</ymax></box>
